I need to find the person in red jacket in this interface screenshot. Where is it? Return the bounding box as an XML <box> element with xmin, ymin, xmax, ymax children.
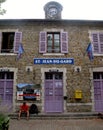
<box><xmin>18</xmin><ymin>102</ymin><xmax>29</xmax><ymax>120</ymax></box>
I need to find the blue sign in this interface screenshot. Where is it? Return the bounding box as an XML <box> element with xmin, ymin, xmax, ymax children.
<box><xmin>34</xmin><ymin>58</ymin><xmax>74</xmax><ymax>64</ymax></box>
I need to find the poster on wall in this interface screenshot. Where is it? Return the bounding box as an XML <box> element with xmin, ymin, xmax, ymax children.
<box><xmin>17</xmin><ymin>91</ymin><xmax>23</xmax><ymax>100</ymax></box>
<box><xmin>16</xmin><ymin>83</ymin><xmax>41</xmax><ymax>101</ymax></box>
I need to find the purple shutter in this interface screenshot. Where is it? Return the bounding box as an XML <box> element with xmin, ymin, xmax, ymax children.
<box><xmin>91</xmin><ymin>33</ymin><xmax>103</xmax><ymax>53</ymax></box>
<box><xmin>39</xmin><ymin>31</ymin><xmax>47</xmax><ymax>53</ymax></box>
<box><xmin>99</xmin><ymin>33</ymin><xmax>103</xmax><ymax>53</ymax></box>
<box><xmin>0</xmin><ymin>32</ymin><xmax>2</xmax><ymax>52</ymax></box>
<box><xmin>91</xmin><ymin>33</ymin><xmax>99</xmax><ymax>53</ymax></box>
<box><xmin>61</xmin><ymin>32</ymin><xmax>68</xmax><ymax>53</ymax></box>
<box><xmin>14</xmin><ymin>32</ymin><xmax>22</xmax><ymax>53</ymax></box>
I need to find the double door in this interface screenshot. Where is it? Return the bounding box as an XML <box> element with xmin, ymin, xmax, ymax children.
<box><xmin>44</xmin><ymin>72</ymin><xmax>63</xmax><ymax>113</ymax></box>
<box><xmin>94</xmin><ymin>72</ymin><xmax>103</xmax><ymax>112</ymax></box>
<box><xmin>0</xmin><ymin>72</ymin><xmax>13</xmax><ymax>111</ymax></box>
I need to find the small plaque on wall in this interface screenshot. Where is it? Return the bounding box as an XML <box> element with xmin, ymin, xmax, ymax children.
<box><xmin>17</xmin><ymin>91</ymin><xmax>23</xmax><ymax>100</ymax></box>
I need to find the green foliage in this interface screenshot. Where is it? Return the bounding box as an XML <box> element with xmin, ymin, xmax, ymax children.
<box><xmin>0</xmin><ymin>0</ymin><xmax>6</xmax><ymax>3</ymax></box>
<box><xmin>0</xmin><ymin>0</ymin><xmax>6</xmax><ymax>15</ymax></box>
<box><xmin>0</xmin><ymin>7</ymin><xmax>6</xmax><ymax>15</ymax></box>
<box><xmin>0</xmin><ymin>113</ymin><xmax>10</xmax><ymax>129</ymax></box>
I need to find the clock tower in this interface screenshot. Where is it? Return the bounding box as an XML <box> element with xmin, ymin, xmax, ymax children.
<box><xmin>44</xmin><ymin>1</ymin><xmax>63</xmax><ymax>19</ymax></box>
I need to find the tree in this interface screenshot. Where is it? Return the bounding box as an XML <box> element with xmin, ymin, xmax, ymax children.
<box><xmin>0</xmin><ymin>0</ymin><xmax>6</xmax><ymax>15</ymax></box>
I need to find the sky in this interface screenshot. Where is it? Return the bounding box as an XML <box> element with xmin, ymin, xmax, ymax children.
<box><xmin>0</xmin><ymin>0</ymin><xmax>103</xmax><ymax>20</ymax></box>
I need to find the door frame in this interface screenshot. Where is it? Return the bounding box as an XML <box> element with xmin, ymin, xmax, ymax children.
<box><xmin>41</xmin><ymin>68</ymin><xmax>67</xmax><ymax>113</ymax></box>
<box><xmin>44</xmin><ymin>72</ymin><xmax>63</xmax><ymax>113</ymax></box>
<box><xmin>0</xmin><ymin>67</ymin><xmax>17</xmax><ymax>112</ymax></box>
<box><xmin>90</xmin><ymin>67</ymin><xmax>103</xmax><ymax>112</ymax></box>
<box><xmin>93</xmin><ymin>72</ymin><xmax>103</xmax><ymax>112</ymax></box>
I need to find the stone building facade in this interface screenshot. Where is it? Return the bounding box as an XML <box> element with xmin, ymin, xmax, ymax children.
<box><xmin>0</xmin><ymin>19</ymin><xmax>103</xmax><ymax>113</ymax></box>
<box><xmin>0</xmin><ymin>2</ymin><xmax>103</xmax><ymax>114</ymax></box>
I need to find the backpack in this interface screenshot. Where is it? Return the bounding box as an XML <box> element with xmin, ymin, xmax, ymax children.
<box><xmin>29</xmin><ymin>104</ymin><xmax>38</xmax><ymax>114</ymax></box>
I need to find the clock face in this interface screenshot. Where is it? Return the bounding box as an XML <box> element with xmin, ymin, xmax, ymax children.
<box><xmin>48</xmin><ymin>7</ymin><xmax>57</xmax><ymax>17</ymax></box>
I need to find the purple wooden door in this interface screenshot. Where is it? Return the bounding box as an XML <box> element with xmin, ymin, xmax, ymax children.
<box><xmin>44</xmin><ymin>72</ymin><xmax>63</xmax><ymax>113</ymax></box>
<box><xmin>93</xmin><ymin>72</ymin><xmax>103</xmax><ymax>112</ymax></box>
<box><xmin>0</xmin><ymin>72</ymin><xmax>13</xmax><ymax>112</ymax></box>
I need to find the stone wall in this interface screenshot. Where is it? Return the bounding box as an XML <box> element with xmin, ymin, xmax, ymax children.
<box><xmin>0</xmin><ymin>20</ymin><xmax>103</xmax><ymax>112</ymax></box>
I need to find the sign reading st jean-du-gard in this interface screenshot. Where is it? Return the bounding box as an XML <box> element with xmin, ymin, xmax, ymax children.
<box><xmin>34</xmin><ymin>58</ymin><xmax>74</xmax><ymax>64</ymax></box>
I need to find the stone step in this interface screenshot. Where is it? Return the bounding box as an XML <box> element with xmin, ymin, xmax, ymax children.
<box><xmin>8</xmin><ymin>112</ymin><xmax>99</xmax><ymax>120</ymax></box>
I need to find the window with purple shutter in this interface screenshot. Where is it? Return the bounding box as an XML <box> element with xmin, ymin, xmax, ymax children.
<box><xmin>39</xmin><ymin>31</ymin><xmax>68</xmax><ymax>54</ymax></box>
<box><xmin>39</xmin><ymin>32</ymin><xmax>47</xmax><ymax>53</ymax></box>
<box><xmin>91</xmin><ymin>33</ymin><xmax>103</xmax><ymax>54</ymax></box>
<box><xmin>61</xmin><ymin>32</ymin><xmax>68</xmax><ymax>53</ymax></box>
<box><xmin>47</xmin><ymin>32</ymin><xmax>60</xmax><ymax>53</ymax></box>
<box><xmin>14</xmin><ymin>32</ymin><xmax>22</xmax><ymax>53</ymax></box>
<box><xmin>99</xmin><ymin>33</ymin><xmax>103</xmax><ymax>53</ymax></box>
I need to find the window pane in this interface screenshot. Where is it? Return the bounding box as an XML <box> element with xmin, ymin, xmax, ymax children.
<box><xmin>47</xmin><ymin>34</ymin><xmax>52</xmax><ymax>40</ymax></box>
<box><xmin>93</xmin><ymin>72</ymin><xmax>103</xmax><ymax>79</ymax></box>
<box><xmin>47</xmin><ymin>32</ymin><xmax>60</xmax><ymax>53</ymax></box>
<box><xmin>54</xmin><ymin>34</ymin><xmax>60</xmax><ymax>52</ymax></box>
<box><xmin>101</xmin><ymin>72</ymin><xmax>103</xmax><ymax>79</ymax></box>
<box><xmin>93</xmin><ymin>72</ymin><xmax>100</xmax><ymax>79</ymax></box>
<box><xmin>0</xmin><ymin>72</ymin><xmax>5</xmax><ymax>79</ymax></box>
<box><xmin>47</xmin><ymin>47</ymin><xmax>53</xmax><ymax>52</ymax></box>
<box><xmin>1</xmin><ymin>32</ymin><xmax>14</xmax><ymax>53</ymax></box>
<box><xmin>45</xmin><ymin>73</ymin><xmax>53</xmax><ymax>79</ymax></box>
<box><xmin>55</xmin><ymin>73</ymin><xmax>63</xmax><ymax>79</ymax></box>
<box><xmin>48</xmin><ymin>41</ymin><xmax>52</xmax><ymax>46</ymax></box>
<box><xmin>54</xmin><ymin>41</ymin><xmax>60</xmax><ymax>46</ymax></box>
<box><xmin>7</xmin><ymin>72</ymin><xmax>14</xmax><ymax>79</ymax></box>
<box><xmin>54</xmin><ymin>34</ymin><xmax>59</xmax><ymax>39</ymax></box>
<box><xmin>54</xmin><ymin>47</ymin><xmax>60</xmax><ymax>53</ymax></box>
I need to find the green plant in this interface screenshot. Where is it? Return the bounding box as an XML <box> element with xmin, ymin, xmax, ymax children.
<box><xmin>0</xmin><ymin>113</ymin><xmax>10</xmax><ymax>130</ymax></box>
<box><xmin>0</xmin><ymin>103</ymin><xmax>10</xmax><ymax>130</ymax></box>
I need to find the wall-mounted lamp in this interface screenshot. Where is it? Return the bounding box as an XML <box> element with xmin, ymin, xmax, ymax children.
<box><xmin>74</xmin><ymin>66</ymin><xmax>81</xmax><ymax>73</ymax></box>
<box><xmin>27</xmin><ymin>68</ymin><xmax>30</xmax><ymax>73</ymax></box>
<box><xmin>26</xmin><ymin>66</ymin><xmax>33</xmax><ymax>73</ymax></box>
<box><xmin>77</xmin><ymin>67</ymin><xmax>80</xmax><ymax>72</ymax></box>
